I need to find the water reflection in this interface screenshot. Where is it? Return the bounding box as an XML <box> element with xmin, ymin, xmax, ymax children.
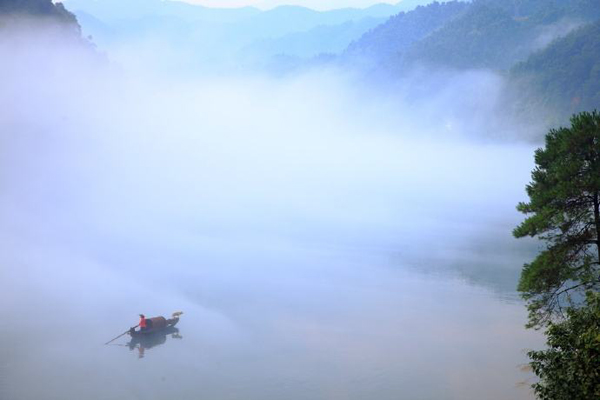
<box><xmin>1</xmin><ymin>248</ymin><xmax>542</xmax><ymax>400</ymax></box>
<box><xmin>126</xmin><ymin>327</ymin><xmax>183</xmax><ymax>359</ymax></box>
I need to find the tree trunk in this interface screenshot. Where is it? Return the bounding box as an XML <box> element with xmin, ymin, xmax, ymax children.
<box><xmin>594</xmin><ymin>192</ymin><xmax>600</xmax><ymax>262</ymax></box>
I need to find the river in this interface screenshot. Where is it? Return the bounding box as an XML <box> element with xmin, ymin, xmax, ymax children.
<box><xmin>0</xmin><ymin>68</ymin><xmax>544</xmax><ymax>400</ymax></box>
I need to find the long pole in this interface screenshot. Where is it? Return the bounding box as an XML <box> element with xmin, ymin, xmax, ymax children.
<box><xmin>104</xmin><ymin>324</ymin><xmax>138</xmax><ymax>345</ymax></box>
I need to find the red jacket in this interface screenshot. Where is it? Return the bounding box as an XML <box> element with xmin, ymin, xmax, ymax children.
<box><xmin>139</xmin><ymin>317</ymin><xmax>147</xmax><ymax>328</ymax></box>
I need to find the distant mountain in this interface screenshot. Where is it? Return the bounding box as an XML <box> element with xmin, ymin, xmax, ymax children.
<box><xmin>0</xmin><ymin>0</ymin><xmax>90</xmax><ymax>46</ymax></box>
<box><xmin>64</xmin><ymin>0</ymin><xmax>415</xmax><ymax>70</ymax></box>
<box><xmin>336</xmin><ymin>0</ymin><xmax>600</xmax><ymax>127</ymax></box>
<box><xmin>65</xmin><ymin>0</ymin><xmax>406</xmax><ymax>29</ymax></box>
<box><xmin>403</xmin><ymin>2</ymin><xmax>535</xmax><ymax>70</ymax></box>
<box><xmin>1</xmin><ymin>0</ymin><xmax>79</xmax><ymax>25</ymax></box>
<box><xmin>343</xmin><ymin>0</ymin><xmax>600</xmax><ymax>73</ymax></box>
<box><xmin>231</xmin><ymin>4</ymin><xmax>401</xmax><ymax>39</ymax></box>
<box><xmin>342</xmin><ymin>1</ymin><xmax>469</xmax><ymax>69</ymax></box>
<box><xmin>64</xmin><ymin>0</ymin><xmax>260</xmax><ymax>23</ymax></box>
<box><xmin>402</xmin><ymin>0</ymin><xmax>600</xmax><ymax>70</ymax></box>
<box><xmin>0</xmin><ymin>0</ymin><xmax>99</xmax><ymax>96</ymax></box>
<box><xmin>511</xmin><ymin>19</ymin><xmax>600</xmax><ymax>123</ymax></box>
<box><xmin>242</xmin><ymin>17</ymin><xmax>386</xmax><ymax>59</ymax></box>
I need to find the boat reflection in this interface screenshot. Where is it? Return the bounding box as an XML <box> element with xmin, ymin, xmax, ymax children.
<box><xmin>127</xmin><ymin>326</ymin><xmax>183</xmax><ymax>359</ymax></box>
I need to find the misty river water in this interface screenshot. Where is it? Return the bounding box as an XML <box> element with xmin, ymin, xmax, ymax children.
<box><xmin>1</xmin><ymin>233</ymin><xmax>542</xmax><ymax>400</ymax></box>
<box><xmin>0</xmin><ymin>44</ymin><xmax>545</xmax><ymax>399</ymax></box>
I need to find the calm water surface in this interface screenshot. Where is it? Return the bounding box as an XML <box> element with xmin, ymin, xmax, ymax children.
<box><xmin>1</xmin><ymin>235</ymin><xmax>541</xmax><ymax>400</ymax></box>
<box><xmin>0</xmin><ymin>65</ymin><xmax>544</xmax><ymax>399</ymax></box>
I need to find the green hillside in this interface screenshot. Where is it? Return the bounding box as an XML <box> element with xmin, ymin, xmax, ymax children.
<box><xmin>402</xmin><ymin>0</ymin><xmax>600</xmax><ymax>70</ymax></box>
<box><xmin>343</xmin><ymin>1</ymin><xmax>469</xmax><ymax>68</ymax></box>
<box><xmin>343</xmin><ymin>0</ymin><xmax>600</xmax><ymax>72</ymax></box>
<box><xmin>0</xmin><ymin>0</ymin><xmax>78</xmax><ymax>25</ymax></box>
<box><xmin>403</xmin><ymin>2</ymin><xmax>536</xmax><ymax>69</ymax></box>
<box><xmin>511</xmin><ymin>20</ymin><xmax>600</xmax><ymax>122</ymax></box>
<box><xmin>339</xmin><ymin>0</ymin><xmax>600</xmax><ymax>124</ymax></box>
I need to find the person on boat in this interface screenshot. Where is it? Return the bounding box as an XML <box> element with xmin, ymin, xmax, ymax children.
<box><xmin>139</xmin><ymin>314</ymin><xmax>148</xmax><ymax>331</ymax></box>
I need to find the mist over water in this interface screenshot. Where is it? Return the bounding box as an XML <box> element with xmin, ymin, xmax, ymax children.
<box><xmin>0</xmin><ymin>17</ymin><xmax>543</xmax><ymax>400</ymax></box>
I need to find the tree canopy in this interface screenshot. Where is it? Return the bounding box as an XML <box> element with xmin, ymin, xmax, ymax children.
<box><xmin>528</xmin><ymin>291</ymin><xmax>600</xmax><ymax>399</ymax></box>
<box><xmin>514</xmin><ymin>110</ymin><xmax>600</xmax><ymax>327</ymax></box>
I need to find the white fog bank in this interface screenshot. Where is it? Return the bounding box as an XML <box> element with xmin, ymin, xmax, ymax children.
<box><xmin>0</xmin><ymin>20</ymin><xmax>542</xmax><ymax>306</ymax></box>
<box><xmin>0</xmin><ymin>21</ymin><xmax>543</xmax><ymax>400</ymax></box>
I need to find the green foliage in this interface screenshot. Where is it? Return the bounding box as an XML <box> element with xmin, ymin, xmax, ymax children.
<box><xmin>511</xmin><ymin>20</ymin><xmax>600</xmax><ymax>125</ymax></box>
<box><xmin>514</xmin><ymin>111</ymin><xmax>600</xmax><ymax>327</ymax></box>
<box><xmin>404</xmin><ymin>2</ymin><xmax>534</xmax><ymax>69</ymax></box>
<box><xmin>476</xmin><ymin>0</ymin><xmax>600</xmax><ymax>23</ymax></box>
<box><xmin>528</xmin><ymin>292</ymin><xmax>600</xmax><ymax>399</ymax></box>
<box><xmin>565</xmin><ymin>0</ymin><xmax>600</xmax><ymax>21</ymax></box>
<box><xmin>398</xmin><ymin>0</ymin><xmax>600</xmax><ymax>71</ymax></box>
<box><xmin>341</xmin><ymin>0</ymin><xmax>600</xmax><ymax>120</ymax></box>
<box><xmin>344</xmin><ymin>0</ymin><xmax>600</xmax><ymax>75</ymax></box>
<box><xmin>343</xmin><ymin>1</ymin><xmax>469</xmax><ymax>67</ymax></box>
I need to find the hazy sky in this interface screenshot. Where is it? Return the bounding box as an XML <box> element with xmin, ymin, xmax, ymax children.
<box><xmin>180</xmin><ymin>0</ymin><xmax>400</xmax><ymax>10</ymax></box>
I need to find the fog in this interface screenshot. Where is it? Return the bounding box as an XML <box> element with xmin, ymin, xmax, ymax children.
<box><xmin>1</xmin><ymin>16</ymin><xmax>543</xmax><ymax>400</ymax></box>
<box><xmin>186</xmin><ymin>0</ymin><xmax>412</xmax><ymax>11</ymax></box>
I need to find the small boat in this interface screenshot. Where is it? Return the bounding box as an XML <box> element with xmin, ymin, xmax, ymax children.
<box><xmin>127</xmin><ymin>326</ymin><xmax>181</xmax><ymax>352</ymax></box>
<box><xmin>128</xmin><ymin>311</ymin><xmax>183</xmax><ymax>338</ymax></box>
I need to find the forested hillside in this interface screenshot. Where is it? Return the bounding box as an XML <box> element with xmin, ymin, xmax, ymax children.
<box><xmin>344</xmin><ymin>0</ymin><xmax>600</xmax><ymax>72</ymax></box>
<box><xmin>0</xmin><ymin>0</ymin><xmax>78</xmax><ymax>25</ymax></box>
<box><xmin>478</xmin><ymin>0</ymin><xmax>600</xmax><ymax>21</ymax></box>
<box><xmin>403</xmin><ymin>3</ymin><xmax>539</xmax><ymax>70</ymax></box>
<box><xmin>1</xmin><ymin>0</ymin><xmax>98</xmax><ymax>80</ymax></box>
<box><xmin>342</xmin><ymin>1</ymin><xmax>468</xmax><ymax>68</ymax></box>
<box><xmin>338</xmin><ymin>0</ymin><xmax>600</xmax><ymax>125</ymax></box>
<box><xmin>511</xmin><ymin>20</ymin><xmax>600</xmax><ymax>122</ymax></box>
<box><xmin>403</xmin><ymin>0</ymin><xmax>600</xmax><ymax>70</ymax></box>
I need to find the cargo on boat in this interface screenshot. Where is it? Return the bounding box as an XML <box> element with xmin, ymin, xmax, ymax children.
<box><xmin>128</xmin><ymin>312</ymin><xmax>182</xmax><ymax>338</ymax></box>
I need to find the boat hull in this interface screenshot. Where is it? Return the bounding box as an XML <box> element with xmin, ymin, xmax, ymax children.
<box><xmin>129</xmin><ymin>317</ymin><xmax>179</xmax><ymax>338</ymax></box>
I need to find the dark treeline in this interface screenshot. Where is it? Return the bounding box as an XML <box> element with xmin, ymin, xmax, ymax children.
<box><xmin>0</xmin><ymin>0</ymin><xmax>78</xmax><ymax>24</ymax></box>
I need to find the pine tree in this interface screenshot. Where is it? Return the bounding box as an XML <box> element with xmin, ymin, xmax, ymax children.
<box><xmin>514</xmin><ymin>110</ymin><xmax>600</xmax><ymax>327</ymax></box>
